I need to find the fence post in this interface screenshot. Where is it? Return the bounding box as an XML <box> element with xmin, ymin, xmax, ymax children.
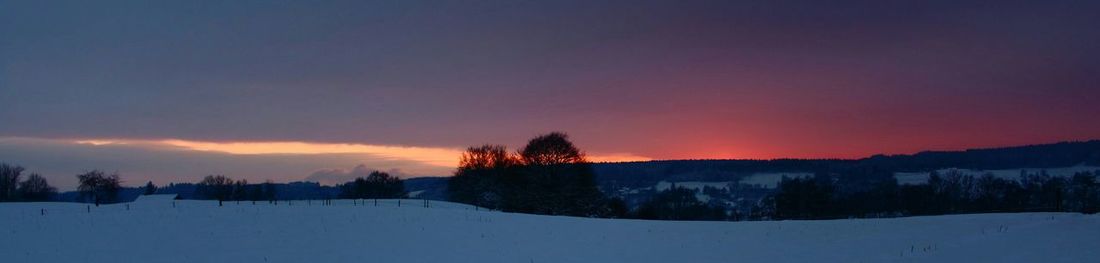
<box><xmin>398</xmin><ymin>199</ymin><xmax>401</xmax><ymax>207</ymax></box>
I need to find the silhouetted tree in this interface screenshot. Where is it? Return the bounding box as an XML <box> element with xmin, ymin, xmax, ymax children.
<box><xmin>1068</xmin><ymin>172</ymin><xmax>1098</xmax><ymax>213</ymax></box>
<box><xmin>17</xmin><ymin>173</ymin><xmax>56</xmax><ymax>201</ymax></box>
<box><xmin>76</xmin><ymin>170</ymin><xmax>121</xmax><ymax>206</ymax></box>
<box><xmin>0</xmin><ymin>163</ymin><xmax>23</xmax><ymax>201</ymax></box>
<box><xmin>447</xmin><ymin>145</ymin><xmax>518</xmax><ymax>209</ymax></box>
<box><xmin>196</xmin><ymin>175</ymin><xmax>235</xmax><ymax>204</ymax></box>
<box><xmin>514</xmin><ymin>132</ymin><xmax>605</xmax><ymax>216</ymax></box>
<box><xmin>261</xmin><ymin>180</ymin><xmax>277</xmax><ymax>201</ymax></box>
<box><xmin>773</xmin><ymin>175</ymin><xmax>834</xmax><ymax>219</ymax></box>
<box><xmin>232</xmin><ymin>179</ymin><xmax>249</xmax><ymax>201</ymax></box>
<box><xmin>606</xmin><ymin>197</ymin><xmax>629</xmax><ymax>219</ymax></box>
<box><xmin>339</xmin><ymin>171</ymin><xmax>406</xmax><ymax>199</ymax></box>
<box><xmin>635</xmin><ymin>187</ymin><xmax>726</xmax><ymax>221</ymax></box>
<box><xmin>143</xmin><ymin>181</ymin><xmax>158</xmax><ymax>195</ymax></box>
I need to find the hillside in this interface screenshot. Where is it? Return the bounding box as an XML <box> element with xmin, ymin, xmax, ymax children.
<box><xmin>1</xmin><ymin>200</ymin><xmax>1097</xmax><ymax>263</ymax></box>
<box><xmin>593</xmin><ymin>140</ymin><xmax>1100</xmax><ymax>187</ymax></box>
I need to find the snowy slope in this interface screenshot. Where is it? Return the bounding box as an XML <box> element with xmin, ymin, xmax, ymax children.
<box><xmin>1</xmin><ymin>200</ymin><xmax>1097</xmax><ymax>263</ymax></box>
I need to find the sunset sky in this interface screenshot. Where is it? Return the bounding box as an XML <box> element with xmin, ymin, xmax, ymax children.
<box><xmin>2</xmin><ymin>0</ymin><xmax>1099</xmax><ymax>189</ymax></box>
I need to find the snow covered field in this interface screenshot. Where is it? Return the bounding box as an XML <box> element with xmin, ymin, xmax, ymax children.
<box><xmin>2</xmin><ymin>200</ymin><xmax>1098</xmax><ymax>263</ymax></box>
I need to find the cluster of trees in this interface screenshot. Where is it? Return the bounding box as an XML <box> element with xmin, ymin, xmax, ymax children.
<box><xmin>3</xmin><ymin>164</ymin><xmax>405</xmax><ymax>205</ymax></box>
<box><xmin>769</xmin><ymin>168</ymin><xmax>1100</xmax><ymax>220</ymax></box>
<box><xmin>188</xmin><ymin>172</ymin><xmax>407</xmax><ymax>203</ymax></box>
<box><xmin>193</xmin><ymin>175</ymin><xmax>278</xmax><ymax>204</ymax></box>
<box><xmin>338</xmin><ymin>171</ymin><xmax>406</xmax><ymax>199</ymax></box>
<box><xmin>447</xmin><ymin>132</ymin><xmax>609</xmax><ymax>217</ymax></box>
<box><xmin>633</xmin><ymin>187</ymin><xmax>725</xmax><ymax>220</ymax></box>
<box><xmin>0</xmin><ymin>163</ymin><xmax>58</xmax><ymax>202</ymax></box>
<box><xmin>0</xmin><ymin>164</ymin><xmax>127</xmax><ymax>205</ymax></box>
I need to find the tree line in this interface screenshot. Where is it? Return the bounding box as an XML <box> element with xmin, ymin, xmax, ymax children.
<box><xmin>1</xmin><ymin>161</ymin><xmax>408</xmax><ymax>205</ymax></box>
<box><xmin>607</xmin><ymin>167</ymin><xmax>1100</xmax><ymax>221</ymax></box>
<box><xmin>768</xmin><ymin>168</ymin><xmax>1100</xmax><ymax>220</ymax></box>
<box><xmin>0</xmin><ymin>163</ymin><xmax>57</xmax><ymax>202</ymax></box>
<box><xmin>187</xmin><ymin>172</ymin><xmax>405</xmax><ymax>204</ymax></box>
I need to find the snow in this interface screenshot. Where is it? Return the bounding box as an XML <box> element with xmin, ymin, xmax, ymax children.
<box><xmin>2</xmin><ymin>200</ymin><xmax>1098</xmax><ymax>263</ymax></box>
<box><xmin>895</xmin><ymin>165</ymin><xmax>1100</xmax><ymax>185</ymax></box>
<box><xmin>133</xmin><ymin>194</ymin><xmax>179</xmax><ymax>202</ymax></box>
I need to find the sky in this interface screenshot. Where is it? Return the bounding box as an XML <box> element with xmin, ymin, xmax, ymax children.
<box><xmin>2</xmin><ymin>0</ymin><xmax>1100</xmax><ymax>189</ymax></box>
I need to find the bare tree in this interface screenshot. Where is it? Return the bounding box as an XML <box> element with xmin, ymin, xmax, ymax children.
<box><xmin>76</xmin><ymin>170</ymin><xmax>122</xmax><ymax>206</ymax></box>
<box><xmin>196</xmin><ymin>175</ymin><xmax>235</xmax><ymax>205</ymax></box>
<box><xmin>18</xmin><ymin>173</ymin><xmax>57</xmax><ymax>201</ymax></box>
<box><xmin>448</xmin><ymin>145</ymin><xmax>519</xmax><ymax>209</ymax></box>
<box><xmin>0</xmin><ymin>163</ymin><xmax>24</xmax><ymax>201</ymax></box>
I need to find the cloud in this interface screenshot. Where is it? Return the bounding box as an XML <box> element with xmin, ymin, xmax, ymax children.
<box><xmin>587</xmin><ymin>153</ymin><xmax>653</xmax><ymax>163</ymax></box>
<box><xmin>78</xmin><ymin>138</ymin><xmax>464</xmax><ymax>167</ymax></box>
<box><xmin>0</xmin><ymin>137</ymin><xmax>454</xmax><ymax>190</ymax></box>
<box><xmin>304</xmin><ymin>164</ymin><xmax>410</xmax><ymax>186</ymax></box>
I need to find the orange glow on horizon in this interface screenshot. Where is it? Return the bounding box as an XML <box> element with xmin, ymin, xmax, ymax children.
<box><xmin>70</xmin><ymin>138</ymin><xmax>652</xmax><ymax>167</ymax></box>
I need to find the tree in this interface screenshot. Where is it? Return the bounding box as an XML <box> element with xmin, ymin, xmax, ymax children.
<box><xmin>339</xmin><ymin>171</ymin><xmax>405</xmax><ymax>199</ymax></box>
<box><xmin>519</xmin><ymin>132</ymin><xmax>586</xmax><ymax>166</ymax></box>
<box><xmin>18</xmin><ymin>173</ymin><xmax>56</xmax><ymax>201</ymax></box>
<box><xmin>634</xmin><ymin>187</ymin><xmax>726</xmax><ymax>221</ymax></box>
<box><xmin>76</xmin><ymin>170</ymin><xmax>122</xmax><ymax>206</ymax></box>
<box><xmin>0</xmin><ymin>163</ymin><xmax>24</xmax><ymax>201</ymax></box>
<box><xmin>515</xmin><ymin>132</ymin><xmax>605</xmax><ymax>216</ymax></box>
<box><xmin>143</xmin><ymin>181</ymin><xmax>158</xmax><ymax>195</ymax></box>
<box><xmin>448</xmin><ymin>145</ymin><xmax>518</xmax><ymax>209</ymax></box>
<box><xmin>1068</xmin><ymin>172</ymin><xmax>1098</xmax><ymax>213</ymax></box>
<box><xmin>261</xmin><ymin>180</ymin><xmax>278</xmax><ymax>201</ymax></box>
<box><xmin>232</xmin><ymin>179</ymin><xmax>249</xmax><ymax>201</ymax></box>
<box><xmin>196</xmin><ymin>175</ymin><xmax>235</xmax><ymax>203</ymax></box>
<box><xmin>773</xmin><ymin>175</ymin><xmax>833</xmax><ymax>219</ymax></box>
<box><xmin>606</xmin><ymin>197</ymin><xmax>629</xmax><ymax>218</ymax></box>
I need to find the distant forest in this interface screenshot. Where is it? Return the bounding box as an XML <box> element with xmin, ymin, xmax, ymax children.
<box><xmin>593</xmin><ymin>140</ymin><xmax>1100</xmax><ymax>187</ymax></box>
<box><xmin>2</xmin><ymin>139</ymin><xmax>1099</xmax><ymax>221</ymax></box>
